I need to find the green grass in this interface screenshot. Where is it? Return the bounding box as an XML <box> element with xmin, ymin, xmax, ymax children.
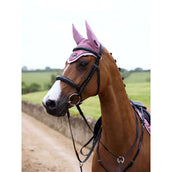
<box><xmin>22</xmin><ymin>91</ymin><xmax>101</xmax><ymax>118</ymax></box>
<box><xmin>70</xmin><ymin>96</ymin><xmax>101</xmax><ymax>118</ymax></box>
<box><xmin>124</xmin><ymin>71</ymin><xmax>150</xmax><ymax>84</ymax></box>
<box><xmin>125</xmin><ymin>83</ymin><xmax>150</xmax><ymax>107</ymax></box>
<box><xmin>22</xmin><ymin>71</ymin><xmax>150</xmax><ymax>89</ymax></box>
<box><xmin>22</xmin><ymin>71</ymin><xmax>60</xmax><ymax>89</ymax></box>
<box><xmin>22</xmin><ymin>71</ymin><xmax>150</xmax><ymax>118</ymax></box>
<box><xmin>22</xmin><ymin>90</ymin><xmax>48</xmax><ymax>105</ymax></box>
<box><xmin>22</xmin><ymin>83</ymin><xmax>150</xmax><ymax>119</ymax></box>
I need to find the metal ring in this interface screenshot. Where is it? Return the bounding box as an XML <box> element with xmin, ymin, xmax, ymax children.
<box><xmin>117</xmin><ymin>156</ymin><xmax>125</xmax><ymax>164</ymax></box>
<box><xmin>68</xmin><ymin>93</ymin><xmax>81</xmax><ymax>106</ymax></box>
<box><xmin>79</xmin><ymin>163</ymin><xmax>83</xmax><ymax>168</ymax></box>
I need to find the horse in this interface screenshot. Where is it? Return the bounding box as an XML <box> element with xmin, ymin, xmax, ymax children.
<box><xmin>42</xmin><ymin>21</ymin><xmax>150</xmax><ymax>172</ymax></box>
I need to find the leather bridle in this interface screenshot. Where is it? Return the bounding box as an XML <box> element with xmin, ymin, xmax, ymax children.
<box><xmin>56</xmin><ymin>44</ymin><xmax>103</xmax><ymax>106</ymax></box>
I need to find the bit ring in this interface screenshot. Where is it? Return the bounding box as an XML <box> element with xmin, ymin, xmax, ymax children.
<box><xmin>68</xmin><ymin>93</ymin><xmax>81</xmax><ymax>106</ymax></box>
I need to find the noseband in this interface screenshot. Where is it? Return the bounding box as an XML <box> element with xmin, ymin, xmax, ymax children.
<box><xmin>56</xmin><ymin>44</ymin><xmax>103</xmax><ymax>106</ymax></box>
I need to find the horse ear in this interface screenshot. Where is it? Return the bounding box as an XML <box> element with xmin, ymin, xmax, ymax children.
<box><xmin>72</xmin><ymin>24</ymin><xmax>85</xmax><ymax>45</ymax></box>
<box><xmin>85</xmin><ymin>21</ymin><xmax>100</xmax><ymax>49</ymax></box>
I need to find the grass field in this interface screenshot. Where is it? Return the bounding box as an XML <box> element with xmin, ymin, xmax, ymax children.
<box><xmin>22</xmin><ymin>71</ymin><xmax>61</xmax><ymax>89</ymax></box>
<box><xmin>22</xmin><ymin>71</ymin><xmax>150</xmax><ymax>86</ymax></box>
<box><xmin>22</xmin><ymin>71</ymin><xmax>150</xmax><ymax>118</ymax></box>
<box><xmin>124</xmin><ymin>72</ymin><xmax>150</xmax><ymax>83</ymax></box>
<box><xmin>126</xmin><ymin>83</ymin><xmax>150</xmax><ymax>106</ymax></box>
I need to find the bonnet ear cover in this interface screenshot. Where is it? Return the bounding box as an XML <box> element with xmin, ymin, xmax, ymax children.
<box><xmin>72</xmin><ymin>24</ymin><xmax>85</xmax><ymax>45</ymax></box>
<box><xmin>67</xmin><ymin>21</ymin><xmax>101</xmax><ymax>63</ymax></box>
<box><xmin>85</xmin><ymin>21</ymin><xmax>100</xmax><ymax>50</ymax></box>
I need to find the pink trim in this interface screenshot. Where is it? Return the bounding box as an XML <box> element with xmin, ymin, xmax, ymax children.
<box><xmin>68</xmin><ymin>50</ymin><xmax>96</xmax><ymax>63</ymax></box>
<box><xmin>135</xmin><ymin>109</ymin><xmax>151</xmax><ymax>134</ymax></box>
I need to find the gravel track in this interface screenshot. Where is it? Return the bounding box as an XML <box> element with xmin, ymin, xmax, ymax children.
<box><xmin>22</xmin><ymin>112</ymin><xmax>92</xmax><ymax>172</ymax></box>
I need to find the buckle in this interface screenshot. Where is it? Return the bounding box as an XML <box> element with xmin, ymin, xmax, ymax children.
<box><xmin>117</xmin><ymin>156</ymin><xmax>125</xmax><ymax>164</ymax></box>
<box><xmin>68</xmin><ymin>93</ymin><xmax>82</xmax><ymax>106</ymax></box>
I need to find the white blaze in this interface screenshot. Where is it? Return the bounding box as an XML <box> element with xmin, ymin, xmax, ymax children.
<box><xmin>42</xmin><ymin>80</ymin><xmax>61</xmax><ymax>104</ymax></box>
<box><xmin>62</xmin><ymin>64</ymin><xmax>70</xmax><ymax>75</ymax></box>
<box><xmin>42</xmin><ymin>64</ymin><xmax>70</xmax><ymax>105</ymax></box>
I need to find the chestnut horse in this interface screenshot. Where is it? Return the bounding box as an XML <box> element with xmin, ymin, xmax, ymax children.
<box><xmin>42</xmin><ymin>21</ymin><xmax>150</xmax><ymax>172</ymax></box>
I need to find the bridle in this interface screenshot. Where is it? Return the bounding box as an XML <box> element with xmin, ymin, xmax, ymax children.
<box><xmin>55</xmin><ymin>44</ymin><xmax>103</xmax><ymax>171</ymax></box>
<box><xmin>56</xmin><ymin>44</ymin><xmax>103</xmax><ymax>106</ymax></box>
<box><xmin>55</xmin><ymin>44</ymin><xmax>144</xmax><ymax>172</ymax></box>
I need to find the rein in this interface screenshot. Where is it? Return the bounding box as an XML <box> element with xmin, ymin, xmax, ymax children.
<box><xmin>56</xmin><ymin>45</ymin><xmax>144</xmax><ymax>172</ymax></box>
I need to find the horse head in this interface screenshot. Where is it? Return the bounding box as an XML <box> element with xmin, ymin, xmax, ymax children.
<box><xmin>42</xmin><ymin>21</ymin><xmax>113</xmax><ymax>117</ymax></box>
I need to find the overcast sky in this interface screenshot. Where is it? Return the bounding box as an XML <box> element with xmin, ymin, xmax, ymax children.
<box><xmin>22</xmin><ymin>0</ymin><xmax>151</xmax><ymax>70</ymax></box>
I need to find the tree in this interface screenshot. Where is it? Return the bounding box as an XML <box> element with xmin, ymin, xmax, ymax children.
<box><xmin>134</xmin><ymin>67</ymin><xmax>143</xmax><ymax>72</ymax></box>
<box><xmin>22</xmin><ymin>66</ymin><xmax>28</xmax><ymax>71</ymax></box>
<box><xmin>28</xmin><ymin>83</ymin><xmax>41</xmax><ymax>92</ymax></box>
<box><xmin>44</xmin><ymin>74</ymin><xmax>56</xmax><ymax>90</ymax></box>
<box><xmin>22</xmin><ymin>81</ymin><xmax>28</xmax><ymax>94</ymax></box>
<box><xmin>120</xmin><ymin>68</ymin><xmax>130</xmax><ymax>79</ymax></box>
<box><xmin>45</xmin><ymin>66</ymin><xmax>51</xmax><ymax>71</ymax></box>
<box><xmin>22</xmin><ymin>81</ymin><xmax>41</xmax><ymax>94</ymax></box>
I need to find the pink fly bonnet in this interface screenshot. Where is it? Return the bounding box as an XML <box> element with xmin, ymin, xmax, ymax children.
<box><xmin>67</xmin><ymin>21</ymin><xmax>102</xmax><ymax>64</ymax></box>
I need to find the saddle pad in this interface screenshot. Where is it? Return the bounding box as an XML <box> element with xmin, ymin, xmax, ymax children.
<box><xmin>130</xmin><ymin>100</ymin><xmax>151</xmax><ymax>134</ymax></box>
<box><xmin>93</xmin><ymin>100</ymin><xmax>151</xmax><ymax>142</ymax></box>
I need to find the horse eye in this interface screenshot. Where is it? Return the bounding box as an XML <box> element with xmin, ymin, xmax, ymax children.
<box><xmin>77</xmin><ymin>59</ymin><xmax>89</xmax><ymax>70</ymax></box>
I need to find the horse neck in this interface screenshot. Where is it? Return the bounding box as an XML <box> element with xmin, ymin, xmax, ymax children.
<box><xmin>98</xmin><ymin>58</ymin><xmax>136</xmax><ymax>154</ymax></box>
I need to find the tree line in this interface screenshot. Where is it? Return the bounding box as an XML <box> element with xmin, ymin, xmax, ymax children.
<box><xmin>22</xmin><ymin>74</ymin><xmax>56</xmax><ymax>94</ymax></box>
<box><xmin>22</xmin><ymin>66</ymin><xmax>63</xmax><ymax>73</ymax></box>
<box><xmin>22</xmin><ymin>66</ymin><xmax>150</xmax><ymax>94</ymax></box>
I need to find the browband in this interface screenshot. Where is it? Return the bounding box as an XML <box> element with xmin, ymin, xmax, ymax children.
<box><xmin>73</xmin><ymin>44</ymin><xmax>103</xmax><ymax>60</ymax></box>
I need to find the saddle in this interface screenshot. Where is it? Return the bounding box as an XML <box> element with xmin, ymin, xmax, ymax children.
<box><xmin>93</xmin><ymin>100</ymin><xmax>151</xmax><ymax>141</ymax></box>
<box><xmin>130</xmin><ymin>100</ymin><xmax>150</xmax><ymax>125</ymax></box>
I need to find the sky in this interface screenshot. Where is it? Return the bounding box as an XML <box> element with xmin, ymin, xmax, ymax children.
<box><xmin>22</xmin><ymin>0</ymin><xmax>151</xmax><ymax>70</ymax></box>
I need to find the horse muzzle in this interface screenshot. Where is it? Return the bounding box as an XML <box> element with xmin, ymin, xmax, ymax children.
<box><xmin>42</xmin><ymin>92</ymin><xmax>82</xmax><ymax>117</ymax></box>
<box><xmin>42</xmin><ymin>95</ymin><xmax>69</xmax><ymax>117</ymax></box>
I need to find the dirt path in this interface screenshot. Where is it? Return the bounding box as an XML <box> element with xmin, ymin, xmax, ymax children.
<box><xmin>22</xmin><ymin>112</ymin><xmax>92</xmax><ymax>172</ymax></box>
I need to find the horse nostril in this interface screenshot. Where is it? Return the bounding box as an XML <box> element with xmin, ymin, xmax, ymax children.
<box><xmin>46</xmin><ymin>99</ymin><xmax>57</xmax><ymax>110</ymax></box>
